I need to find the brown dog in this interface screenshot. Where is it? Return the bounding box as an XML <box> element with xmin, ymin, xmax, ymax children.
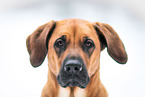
<box><xmin>26</xmin><ymin>19</ymin><xmax>127</xmax><ymax>97</ymax></box>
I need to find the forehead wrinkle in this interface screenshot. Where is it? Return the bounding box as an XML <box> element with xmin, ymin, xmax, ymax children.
<box><xmin>53</xmin><ymin>19</ymin><xmax>98</xmax><ymax>47</ymax></box>
<box><xmin>75</xmin><ymin>22</ymin><xmax>96</xmax><ymax>39</ymax></box>
<box><xmin>74</xmin><ymin>19</ymin><xmax>77</xmax><ymax>46</ymax></box>
<box><xmin>74</xmin><ymin>22</ymin><xmax>100</xmax><ymax>49</ymax></box>
<box><xmin>53</xmin><ymin>20</ymin><xmax>75</xmax><ymax>39</ymax></box>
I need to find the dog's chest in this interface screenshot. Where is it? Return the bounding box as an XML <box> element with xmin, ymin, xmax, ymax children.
<box><xmin>58</xmin><ymin>87</ymin><xmax>70</xmax><ymax>97</ymax></box>
<box><xmin>58</xmin><ymin>86</ymin><xmax>86</xmax><ymax>97</ymax></box>
<box><xmin>74</xmin><ymin>87</ymin><xmax>86</xmax><ymax>97</ymax></box>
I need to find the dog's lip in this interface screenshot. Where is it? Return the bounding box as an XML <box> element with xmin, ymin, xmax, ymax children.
<box><xmin>59</xmin><ymin>79</ymin><xmax>78</xmax><ymax>87</ymax></box>
<box><xmin>58</xmin><ymin>77</ymin><xmax>89</xmax><ymax>88</ymax></box>
<box><xmin>67</xmin><ymin>79</ymin><xmax>79</xmax><ymax>86</ymax></box>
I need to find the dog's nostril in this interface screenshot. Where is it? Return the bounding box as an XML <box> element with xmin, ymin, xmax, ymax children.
<box><xmin>64</xmin><ymin>66</ymin><xmax>72</xmax><ymax>73</ymax></box>
<box><xmin>64</xmin><ymin>65</ymin><xmax>82</xmax><ymax>73</ymax></box>
<box><xmin>66</xmin><ymin>66</ymin><xmax>71</xmax><ymax>72</ymax></box>
<box><xmin>74</xmin><ymin>66</ymin><xmax>79</xmax><ymax>71</ymax></box>
<box><xmin>73</xmin><ymin>66</ymin><xmax>82</xmax><ymax>72</ymax></box>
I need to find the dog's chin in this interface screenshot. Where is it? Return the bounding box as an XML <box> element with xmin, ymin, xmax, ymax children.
<box><xmin>62</xmin><ymin>80</ymin><xmax>86</xmax><ymax>89</ymax></box>
<box><xmin>57</xmin><ymin>76</ymin><xmax>89</xmax><ymax>89</ymax></box>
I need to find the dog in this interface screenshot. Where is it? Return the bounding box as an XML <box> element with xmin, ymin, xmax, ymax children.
<box><xmin>26</xmin><ymin>19</ymin><xmax>127</xmax><ymax>97</ymax></box>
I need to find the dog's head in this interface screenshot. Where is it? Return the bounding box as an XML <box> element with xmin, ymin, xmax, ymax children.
<box><xmin>26</xmin><ymin>19</ymin><xmax>127</xmax><ymax>88</ymax></box>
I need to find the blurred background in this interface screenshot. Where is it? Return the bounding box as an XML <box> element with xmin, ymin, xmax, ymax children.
<box><xmin>0</xmin><ymin>0</ymin><xmax>145</xmax><ymax>97</ymax></box>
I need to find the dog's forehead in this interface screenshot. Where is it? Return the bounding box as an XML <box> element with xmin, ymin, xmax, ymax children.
<box><xmin>53</xmin><ymin>19</ymin><xmax>97</xmax><ymax>38</ymax></box>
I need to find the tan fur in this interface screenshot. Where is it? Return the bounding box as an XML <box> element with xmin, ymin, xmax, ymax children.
<box><xmin>26</xmin><ymin>19</ymin><xmax>127</xmax><ymax>97</ymax></box>
<box><xmin>41</xmin><ymin>19</ymin><xmax>107</xmax><ymax>97</ymax></box>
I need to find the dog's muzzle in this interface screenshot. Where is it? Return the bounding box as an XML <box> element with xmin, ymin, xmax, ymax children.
<box><xmin>57</xmin><ymin>56</ymin><xmax>90</xmax><ymax>88</ymax></box>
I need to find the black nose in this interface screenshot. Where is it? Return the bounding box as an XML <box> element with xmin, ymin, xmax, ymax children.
<box><xmin>64</xmin><ymin>60</ymin><xmax>82</xmax><ymax>73</ymax></box>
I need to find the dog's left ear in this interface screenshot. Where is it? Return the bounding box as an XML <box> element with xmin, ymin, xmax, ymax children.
<box><xmin>26</xmin><ymin>21</ymin><xmax>56</xmax><ymax>67</ymax></box>
<box><xmin>94</xmin><ymin>22</ymin><xmax>128</xmax><ymax>64</ymax></box>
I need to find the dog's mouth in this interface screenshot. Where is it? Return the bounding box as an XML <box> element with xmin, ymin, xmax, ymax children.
<box><xmin>57</xmin><ymin>56</ymin><xmax>90</xmax><ymax>88</ymax></box>
<box><xmin>57</xmin><ymin>74</ymin><xmax>89</xmax><ymax>88</ymax></box>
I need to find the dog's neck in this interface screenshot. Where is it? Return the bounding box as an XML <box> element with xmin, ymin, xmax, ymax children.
<box><xmin>41</xmin><ymin>67</ymin><xmax>108</xmax><ymax>97</ymax></box>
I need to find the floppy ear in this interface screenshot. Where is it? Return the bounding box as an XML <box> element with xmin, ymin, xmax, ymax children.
<box><xmin>94</xmin><ymin>22</ymin><xmax>127</xmax><ymax>64</ymax></box>
<box><xmin>26</xmin><ymin>21</ymin><xmax>56</xmax><ymax>67</ymax></box>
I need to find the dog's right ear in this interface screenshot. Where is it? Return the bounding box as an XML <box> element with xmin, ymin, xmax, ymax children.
<box><xmin>26</xmin><ymin>21</ymin><xmax>56</xmax><ymax>67</ymax></box>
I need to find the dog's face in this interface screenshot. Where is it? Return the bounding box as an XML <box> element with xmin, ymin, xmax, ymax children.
<box><xmin>26</xmin><ymin>19</ymin><xmax>127</xmax><ymax>89</ymax></box>
<box><xmin>48</xmin><ymin>19</ymin><xmax>101</xmax><ymax>88</ymax></box>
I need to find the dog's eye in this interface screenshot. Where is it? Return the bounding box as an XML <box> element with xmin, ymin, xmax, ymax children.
<box><xmin>85</xmin><ymin>39</ymin><xmax>94</xmax><ymax>47</ymax></box>
<box><xmin>56</xmin><ymin>39</ymin><xmax>64</xmax><ymax>47</ymax></box>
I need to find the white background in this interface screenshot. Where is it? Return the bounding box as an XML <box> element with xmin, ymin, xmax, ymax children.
<box><xmin>0</xmin><ymin>0</ymin><xmax>145</xmax><ymax>97</ymax></box>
